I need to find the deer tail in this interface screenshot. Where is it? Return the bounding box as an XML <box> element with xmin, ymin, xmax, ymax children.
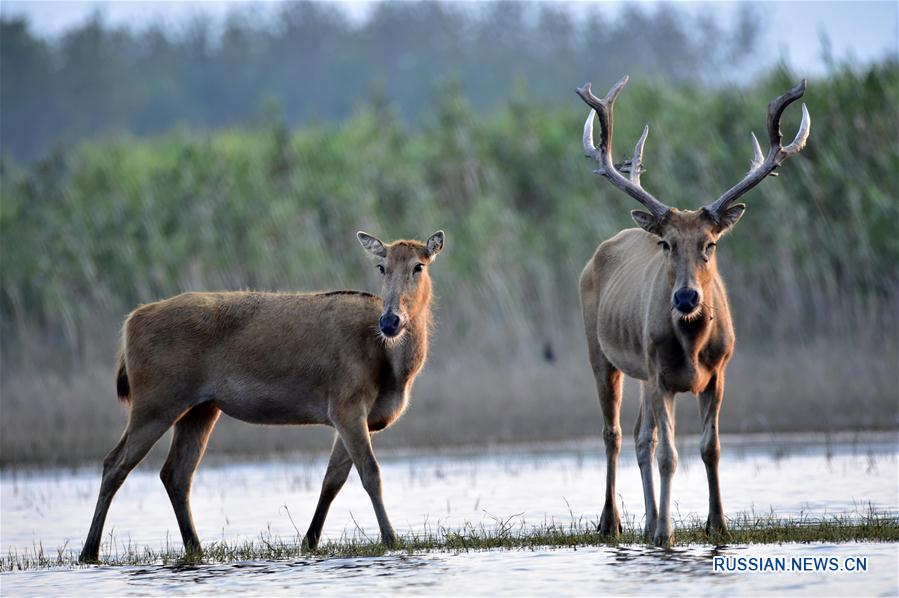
<box><xmin>115</xmin><ymin>347</ymin><xmax>130</xmax><ymax>403</ymax></box>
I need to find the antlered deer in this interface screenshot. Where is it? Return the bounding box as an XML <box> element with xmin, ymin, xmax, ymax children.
<box><xmin>80</xmin><ymin>230</ymin><xmax>445</xmax><ymax>562</ymax></box>
<box><xmin>576</xmin><ymin>76</ymin><xmax>810</xmax><ymax>546</ymax></box>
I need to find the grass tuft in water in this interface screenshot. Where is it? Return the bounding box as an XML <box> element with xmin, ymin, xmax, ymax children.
<box><xmin>3</xmin><ymin>509</ymin><xmax>897</xmax><ymax>572</ymax></box>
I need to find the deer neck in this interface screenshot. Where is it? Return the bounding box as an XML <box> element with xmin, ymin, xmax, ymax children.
<box><xmin>387</xmin><ymin>290</ymin><xmax>431</xmax><ymax>387</ymax></box>
<box><xmin>674</xmin><ymin>307</ymin><xmax>712</xmax><ymax>350</ymax></box>
<box><xmin>672</xmin><ymin>277</ymin><xmax>719</xmax><ymax>357</ymax></box>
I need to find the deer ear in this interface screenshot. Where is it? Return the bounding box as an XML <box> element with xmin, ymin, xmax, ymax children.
<box><xmin>631</xmin><ymin>210</ymin><xmax>664</xmax><ymax>235</ymax></box>
<box><xmin>426</xmin><ymin>230</ymin><xmax>445</xmax><ymax>259</ymax></box>
<box><xmin>712</xmin><ymin>203</ymin><xmax>746</xmax><ymax>234</ymax></box>
<box><xmin>357</xmin><ymin>231</ymin><xmax>387</xmax><ymax>258</ymax></box>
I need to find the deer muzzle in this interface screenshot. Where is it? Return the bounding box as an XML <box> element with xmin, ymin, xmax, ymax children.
<box><xmin>379</xmin><ymin>310</ymin><xmax>405</xmax><ymax>338</ymax></box>
<box><xmin>672</xmin><ymin>287</ymin><xmax>701</xmax><ymax>315</ymax></box>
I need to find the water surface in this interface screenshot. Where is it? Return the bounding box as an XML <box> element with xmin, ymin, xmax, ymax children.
<box><xmin>2</xmin><ymin>434</ymin><xmax>897</xmax><ymax>595</ymax></box>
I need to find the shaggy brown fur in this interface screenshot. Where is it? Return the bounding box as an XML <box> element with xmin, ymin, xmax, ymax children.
<box><xmin>80</xmin><ymin>231</ymin><xmax>445</xmax><ymax>562</ymax></box>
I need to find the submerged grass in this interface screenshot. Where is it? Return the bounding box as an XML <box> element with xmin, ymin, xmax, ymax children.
<box><xmin>4</xmin><ymin>510</ymin><xmax>898</xmax><ymax>572</ymax></box>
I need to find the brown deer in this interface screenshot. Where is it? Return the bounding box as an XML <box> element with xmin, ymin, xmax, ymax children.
<box><xmin>79</xmin><ymin>230</ymin><xmax>445</xmax><ymax>562</ymax></box>
<box><xmin>576</xmin><ymin>76</ymin><xmax>810</xmax><ymax>546</ymax></box>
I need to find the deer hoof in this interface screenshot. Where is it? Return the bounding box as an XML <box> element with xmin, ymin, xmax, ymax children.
<box><xmin>78</xmin><ymin>550</ymin><xmax>100</xmax><ymax>564</ymax></box>
<box><xmin>598</xmin><ymin>509</ymin><xmax>621</xmax><ymax>538</ymax></box>
<box><xmin>382</xmin><ymin>531</ymin><xmax>397</xmax><ymax>549</ymax></box>
<box><xmin>653</xmin><ymin>529</ymin><xmax>674</xmax><ymax>548</ymax></box>
<box><xmin>706</xmin><ymin>516</ymin><xmax>729</xmax><ymax>541</ymax></box>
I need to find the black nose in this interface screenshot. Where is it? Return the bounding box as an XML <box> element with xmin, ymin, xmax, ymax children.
<box><xmin>379</xmin><ymin>313</ymin><xmax>402</xmax><ymax>337</ymax></box>
<box><xmin>673</xmin><ymin>288</ymin><xmax>700</xmax><ymax>313</ymax></box>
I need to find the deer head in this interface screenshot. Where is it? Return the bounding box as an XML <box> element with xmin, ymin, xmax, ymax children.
<box><xmin>357</xmin><ymin>231</ymin><xmax>445</xmax><ymax>339</ymax></box>
<box><xmin>576</xmin><ymin>75</ymin><xmax>810</xmax><ymax>319</ymax></box>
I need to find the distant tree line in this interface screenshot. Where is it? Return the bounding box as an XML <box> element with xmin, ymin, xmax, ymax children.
<box><xmin>1</xmin><ymin>1</ymin><xmax>762</xmax><ymax>163</ymax></box>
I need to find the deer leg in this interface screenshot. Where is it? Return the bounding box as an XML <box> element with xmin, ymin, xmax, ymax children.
<box><xmin>581</xmin><ymin>277</ymin><xmax>623</xmax><ymax>537</ymax></box>
<box><xmin>80</xmin><ymin>408</ymin><xmax>176</xmax><ymax>562</ymax></box>
<box><xmin>634</xmin><ymin>383</ymin><xmax>658</xmax><ymax>542</ymax></box>
<box><xmin>649</xmin><ymin>384</ymin><xmax>677</xmax><ymax>547</ymax></box>
<box><xmin>698</xmin><ymin>373</ymin><xmax>727</xmax><ymax>536</ymax></box>
<box><xmin>333</xmin><ymin>415</ymin><xmax>396</xmax><ymax>548</ymax></box>
<box><xmin>591</xmin><ymin>360</ymin><xmax>623</xmax><ymax>537</ymax></box>
<box><xmin>159</xmin><ymin>401</ymin><xmax>220</xmax><ymax>555</ymax></box>
<box><xmin>303</xmin><ymin>433</ymin><xmax>353</xmax><ymax>550</ymax></box>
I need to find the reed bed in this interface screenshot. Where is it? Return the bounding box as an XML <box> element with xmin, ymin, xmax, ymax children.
<box><xmin>2</xmin><ymin>62</ymin><xmax>897</xmax><ymax>466</ymax></box>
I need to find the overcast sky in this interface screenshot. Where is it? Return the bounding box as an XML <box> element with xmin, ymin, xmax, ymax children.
<box><xmin>3</xmin><ymin>1</ymin><xmax>897</xmax><ymax>76</ymax></box>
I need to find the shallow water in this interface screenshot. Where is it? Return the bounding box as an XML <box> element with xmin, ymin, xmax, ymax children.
<box><xmin>5</xmin><ymin>543</ymin><xmax>899</xmax><ymax>596</ymax></box>
<box><xmin>2</xmin><ymin>434</ymin><xmax>897</xmax><ymax>595</ymax></box>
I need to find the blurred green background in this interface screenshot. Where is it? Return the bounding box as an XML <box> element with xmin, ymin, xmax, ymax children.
<box><xmin>1</xmin><ymin>2</ymin><xmax>896</xmax><ymax>466</ymax></box>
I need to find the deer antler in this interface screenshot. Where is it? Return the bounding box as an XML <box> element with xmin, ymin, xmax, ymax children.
<box><xmin>576</xmin><ymin>76</ymin><xmax>670</xmax><ymax>221</ymax></box>
<box><xmin>703</xmin><ymin>80</ymin><xmax>811</xmax><ymax>222</ymax></box>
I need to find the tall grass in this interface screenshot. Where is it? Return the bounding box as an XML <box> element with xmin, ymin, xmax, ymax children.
<box><xmin>4</xmin><ymin>510</ymin><xmax>898</xmax><ymax>571</ymax></box>
<box><xmin>1</xmin><ymin>63</ymin><xmax>896</xmax><ymax>465</ymax></box>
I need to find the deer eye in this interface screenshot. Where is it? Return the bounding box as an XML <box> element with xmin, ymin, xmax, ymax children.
<box><xmin>376</xmin><ymin>264</ymin><xmax>385</xmax><ymax>275</ymax></box>
<box><xmin>658</xmin><ymin>240</ymin><xmax>671</xmax><ymax>252</ymax></box>
<box><xmin>412</xmin><ymin>263</ymin><xmax>424</xmax><ymax>275</ymax></box>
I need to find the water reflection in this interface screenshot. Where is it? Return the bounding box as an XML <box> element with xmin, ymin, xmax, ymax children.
<box><xmin>120</xmin><ymin>554</ymin><xmax>445</xmax><ymax>594</ymax></box>
<box><xmin>3</xmin><ymin>542</ymin><xmax>897</xmax><ymax>595</ymax></box>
